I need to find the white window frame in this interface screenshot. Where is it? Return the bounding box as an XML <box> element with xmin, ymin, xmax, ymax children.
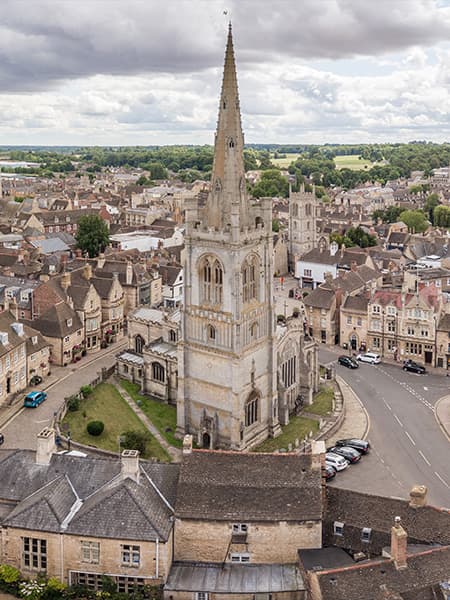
<box><xmin>361</xmin><ymin>527</ymin><xmax>372</xmax><ymax>543</ymax></box>
<box><xmin>195</xmin><ymin>593</ymin><xmax>209</xmax><ymax>600</ymax></box>
<box><xmin>232</xmin><ymin>523</ymin><xmax>248</xmax><ymax>534</ymax></box>
<box><xmin>334</xmin><ymin>521</ymin><xmax>344</xmax><ymax>536</ymax></box>
<box><xmin>230</xmin><ymin>552</ymin><xmax>250</xmax><ymax>563</ymax></box>
<box><xmin>81</xmin><ymin>541</ymin><xmax>100</xmax><ymax>564</ymax></box>
<box><xmin>121</xmin><ymin>544</ymin><xmax>140</xmax><ymax>567</ymax></box>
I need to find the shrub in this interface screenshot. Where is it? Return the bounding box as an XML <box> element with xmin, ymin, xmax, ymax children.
<box><xmin>80</xmin><ymin>385</ymin><xmax>93</xmax><ymax>398</ymax></box>
<box><xmin>0</xmin><ymin>564</ymin><xmax>21</xmax><ymax>584</ymax></box>
<box><xmin>121</xmin><ymin>430</ymin><xmax>150</xmax><ymax>455</ymax></box>
<box><xmin>66</xmin><ymin>396</ymin><xmax>79</xmax><ymax>412</ymax></box>
<box><xmin>19</xmin><ymin>580</ymin><xmax>46</xmax><ymax>600</ymax></box>
<box><xmin>86</xmin><ymin>421</ymin><xmax>104</xmax><ymax>436</ymax></box>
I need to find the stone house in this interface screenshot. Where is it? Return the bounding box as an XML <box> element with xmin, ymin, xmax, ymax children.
<box><xmin>94</xmin><ymin>258</ymin><xmax>153</xmax><ymax>313</ymax></box>
<box><xmin>27</xmin><ymin>302</ymin><xmax>84</xmax><ymax>366</ymax></box>
<box><xmin>0</xmin><ymin>312</ymin><xmax>28</xmax><ymax>405</ymax></box>
<box><xmin>340</xmin><ymin>293</ymin><xmax>369</xmax><ymax>351</ymax></box>
<box><xmin>160</xmin><ymin>265</ymin><xmax>183</xmax><ymax>308</ymax></box>
<box><xmin>436</xmin><ymin>312</ymin><xmax>450</xmax><ymax>371</ymax></box>
<box><xmin>24</xmin><ymin>324</ymin><xmax>51</xmax><ymax>383</ymax></box>
<box><xmin>165</xmin><ymin>443</ymin><xmax>323</xmax><ymax>599</ymax></box>
<box><xmin>303</xmin><ymin>287</ymin><xmax>337</xmax><ymax>345</ymax></box>
<box><xmin>0</xmin><ymin>431</ymin><xmax>177</xmax><ymax>593</ymax></box>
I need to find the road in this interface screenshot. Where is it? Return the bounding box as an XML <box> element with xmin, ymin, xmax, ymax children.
<box><xmin>2</xmin><ymin>341</ymin><xmax>125</xmax><ymax>450</ymax></box>
<box><xmin>320</xmin><ymin>348</ymin><xmax>450</xmax><ymax>508</ymax></box>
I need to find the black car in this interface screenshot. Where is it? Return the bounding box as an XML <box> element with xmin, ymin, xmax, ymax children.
<box><xmin>0</xmin><ymin>433</ymin><xmax>4</xmax><ymax>445</ymax></box>
<box><xmin>327</xmin><ymin>445</ymin><xmax>361</xmax><ymax>464</ymax></box>
<box><xmin>335</xmin><ymin>438</ymin><xmax>370</xmax><ymax>454</ymax></box>
<box><xmin>324</xmin><ymin>464</ymin><xmax>336</xmax><ymax>481</ymax></box>
<box><xmin>403</xmin><ymin>360</ymin><xmax>426</xmax><ymax>374</ymax></box>
<box><xmin>338</xmin><ymin>355</ymin><xmax>359</xmax><ymax>369</ymax></box>
<box><xmin>29</xmin><ymin>375</ymin><xmax>43</xmax><ymax>386</ymax></box>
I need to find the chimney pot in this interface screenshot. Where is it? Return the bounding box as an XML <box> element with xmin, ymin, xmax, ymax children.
<box><xmin>409</xmin><ymin>484</ymin><xmax>427</xmax><ymax>508</ymax></box>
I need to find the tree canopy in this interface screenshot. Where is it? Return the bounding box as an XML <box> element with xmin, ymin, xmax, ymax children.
<box><xmin>75</xmin><ymin>215</ymin><xmax>110</xmax><ymax>258</ymax></box>
<box><xmin>251</xmin><ymin>169</ymin><xmax>289</xmax><ymax>198</ymax></box>
<box><xmin>399</xmin><ymin>209</ymin><xmax>429</xmax><ymax>233</ymax></box>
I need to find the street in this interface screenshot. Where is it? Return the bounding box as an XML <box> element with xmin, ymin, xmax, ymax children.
<box><xmin>320</xmin><ymin>347</ymin><xmax>450</xmax><ymax>508</ymax></box>
<box><xmin>2</xmin><ymin>341</ymin><xmax>125</xmax><ymax>450</ymax></box>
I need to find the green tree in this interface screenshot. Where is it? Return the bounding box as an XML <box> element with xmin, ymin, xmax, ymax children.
<box><xmin>433</xmin><ymin>205</ymin><xmax>450</xmax><ymax>228</ymax></box>
<box><xmin>399</xmin><ymin>209</ymin><xmax>429</xmax><ymax>233</ymax></box>
<box><xmin>147</xmin><ymin>162</ymin><xmax>168</xmax><ymax>179</ymax></box>
<box><xmin>75</xmin><ymin>214</ymin><xmax>110</xmax><ymax>258</ymax></box>
<box><xmin>252</xmin><ymin>169</ymin><xmax>289</xmax><ymax>198</ymax></box>
<box><xmin>424</xmin><ymin>192</ymin><xmax>440</xmax><ymax>224</ymax></box>
<box><xmin>122</xmin><ymin>430</ymin><xmax>150</xmax><ymax>455</ymax></box>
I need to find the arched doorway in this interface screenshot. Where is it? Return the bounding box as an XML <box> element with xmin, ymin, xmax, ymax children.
<box><xmin>350</xmin><ymin>334</ymin><xmax>357</xmax><ymax>351</ymax></box>
<box><xmin>202</xmin><ymin>432</ymin><xmax>211</xmax><ymax>449</ymax></box>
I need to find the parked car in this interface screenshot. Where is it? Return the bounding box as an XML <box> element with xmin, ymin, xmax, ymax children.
<box><xmin>29</xmin><ymin>375</ymin><xmax>43</xmax><ymax>386</ymax></box>
<box><xmin>23</xmin><ymin>391</ymin><xmax>47</xmax><ymax>408</ymax></box>
<box><xmin>0</xmin><ymin>433</ymin><xmax>4</xmax><ymax>445</ymax></box>
<box><xmin>328</xmin><ymin>445</ymin><xmax>361</xmax><ymax>464</ymax></box>
<box><xmin>324</xmin><ymin>464</ymin><xmax>336</xmax><ymax>481</ymax></box>
<box><xmin>338</xmin><ymin>355</ymin><xmax>359</xmax><ymax>369</ymax></box>
<box><xmin>356</xmin><ymin>352</ymin><xmax>381</xmax><ymax>364</ymax></box>
<box><xmin>335</xmin><ymin>438</ymin><xmax>370</xmax><ymax>454</ymax></box>
<box><xmin>403</xmin><ymin>360</ymin><xmax>426</xmax><ymax>374</ymax></box>
<box><xmin>325</xmin><ymin>452</ymin><xmax>349</xmax><ymax>472</ymax></box>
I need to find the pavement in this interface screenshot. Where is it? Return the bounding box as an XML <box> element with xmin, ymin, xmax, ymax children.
<box><xmin>0</xmin><ymin>337</ymin><xmax>127</xmax><ymax>430</ymax></box>
<box><xmin>326</xmin><ymin>375</ymin><xmax>370</xmax><ymax>445</ymax></box>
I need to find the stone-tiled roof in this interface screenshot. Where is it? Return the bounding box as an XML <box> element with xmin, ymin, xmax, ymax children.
<box><xmin>311</xmin><ymin>546</ymin><xmax>450</xmax><ymax>600</ymax></box>
<box><xmin>303</xmin><ymin>287</ymin><xmax>335</xmax><ymax>309</ymax></box>
<box><xmin>175</xmin><ymin>450</ymin><xmax>322</xmax><ymax>522</ymax></box>
<box><xmin>29</xmin><ymin>302</ymin><xmax>82</xmax><ymax>339</ymax></box>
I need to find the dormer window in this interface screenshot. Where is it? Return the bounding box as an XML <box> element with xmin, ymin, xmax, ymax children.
<box><xmin>334</xmin><ymin>521</ymin><xmax>344</xmax><ymax>536</ymax></box>
<box><xmin>32</xmin><ymin>336</ymin><xmax>38</xmax><ymax>345</ymax></box>
<box><xmin>361</xmin><ymin>527</ymin><xmax>372</xmax><ymax>543</ymax></box>
<box><xmin>67</xmin><ymin>319</ymin><xmax>72</xmax><ymax>327</ymax></box>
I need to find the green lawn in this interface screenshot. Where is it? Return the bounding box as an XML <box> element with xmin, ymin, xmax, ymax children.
<box><xmin>254</xmin><ymin>416</ymin><xmax>319</xmax><ymax>452</ymax></box>
<box><xmin>61</xmin><ymin>383</ymin><xmax>171</xmax><ymax>462</ymax></box>
<box><xmin>334</xmin><ymin>154</ymin><xmax>373</xmax><ymax>171</ymax></box>
<box><xmin>119</xmin><ymin>380</ymin><xmax>182</xmax><ymax>448</ymax></box>
<box><xmin>271</xmin><ymin>153</ymin><xmax>301</xmax><ymax>167</ymax></box>
<box><xmin>307</xmin><ymin>386</ymin><xmax>334</xmax><ymax>416</ymax></box>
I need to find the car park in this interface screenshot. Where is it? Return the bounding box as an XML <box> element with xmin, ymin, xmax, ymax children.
<box><xmin>325</xmin><ymin>452</ymin><xmax>349</xmax><ymax>472</ymax></box>
<box><xmin>338</xmin><ymin>355</ymin><xmax>359</xmax><ymax>369</ymax></box>
<box><xmin>335</xmin><ymin>438</ymin><xmax>370</xmax><ymax>454</ymax></box>
<box><xmin>356</xmin><ymin>352</ymin><xmax>381</xmax><ymax>364</ymax></box>
<box><xmin>402</xmin><ymin>360</ymin><xmax>426</xmax><ymax>374</ymax></box>
<box><xmin>23</xmin><ymin>391</ymin><xmax>47</xmax><ymax>408</ymax></box>
<box><xmin>327</xmin><ymin>445</ymin><xmax>361</xmax><ymax>464</ymax></box>
<box><xmin>324</xmin><ymin>465</ymin><xmax>336</xmax><ymax>481</ymax></box>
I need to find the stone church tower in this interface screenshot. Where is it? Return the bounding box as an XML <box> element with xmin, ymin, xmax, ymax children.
<box><xmin>177</xmin><ymin>25</ymin><xmax>281</xmax><ymax>450</ymax></box>
<box><xmin>288</xmin><ymin>184</ymin><xmax>319</xmax><ymax>269</ymax></box>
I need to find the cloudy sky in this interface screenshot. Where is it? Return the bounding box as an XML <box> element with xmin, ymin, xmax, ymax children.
<box><xmin>1</xmin><ymin>0</ymin><xmax>449</xmax><ymax>146</ymax></box>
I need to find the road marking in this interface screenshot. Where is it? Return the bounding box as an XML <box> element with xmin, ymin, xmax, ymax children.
<box><xmin>35</xmin><ymin>419</ymin><xmax>48</xmax><ymax>424</ymax></box>
<box><xmin>419</xmin><ymin>451</ymin><xmax>431</xmax><ymax>466</ymax></box>
<box><xmin>404</xmin><ymin>431</ymin><xmax>415</xmax><ymax>445</ymax></box>
<box><xmin>384</xmin><ymin>400</ymin><xmax>392</xmax><ymax>411</ymax></box>
<box><xmin>394</xmin><ymin>414</ymin><xmax>403</xmax><ymax>427</ymax></box>
<box><xmin>434</xmin><ymin>471</ymin><xmax>450</xmax><ymax>488</ymax></box>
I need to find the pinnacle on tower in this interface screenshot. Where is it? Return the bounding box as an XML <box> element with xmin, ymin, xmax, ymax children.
<box><xmin>206</xmin><ymin>23</ymin><xmax>248</xmax><ymax>231</ymax></box>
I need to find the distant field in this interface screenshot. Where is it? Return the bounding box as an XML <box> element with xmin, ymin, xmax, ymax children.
<box><xmin>334</xmin><ymin>154</ymin><xmax>373</xmax><ymax>170</ymax></box>
<box><xmin>271</xmin><ymin>152</ymin><xmax>301</xmax><ymax>167</ymax></box>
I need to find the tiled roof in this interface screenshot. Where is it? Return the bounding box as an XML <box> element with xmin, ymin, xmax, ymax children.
<box><xmin>27</xmin><ymin>302</ymin><xmax>82</xmax><ymax>339</ymax></box>
<box><xmin>303</xmin><ymin>287</ymin><xmax>335</xmax><ymax>309</ymax></box>
<box><xmin>175</xmin><ymin>451</ymin><xmax>322</xmax><ymax>522</ymax></box>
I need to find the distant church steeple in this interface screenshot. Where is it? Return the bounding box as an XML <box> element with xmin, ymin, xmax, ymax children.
<box><xmin>206</xmin><ymin>23</ymin><xmax>248</xmax><ymax>231</ymax></box>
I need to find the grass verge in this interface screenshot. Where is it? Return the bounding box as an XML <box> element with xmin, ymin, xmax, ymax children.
<box><xmin>61</xmin><ymin>383</ymin><xmax>170</xmax><ymax>462</ymax></box>
<box><xmin>119</xmin><ymin>380</ymin><xmax>182</xmax><ymax>448</ymax></box>
<box><xmin>254</xmin><ymin>416</ymin><xmax>319</xmax><ymax>452</ymax></box>
<box><xmin>307</xmin><ymin>385</ymin><xmax>334</xmax><ymax>416</ymax></box>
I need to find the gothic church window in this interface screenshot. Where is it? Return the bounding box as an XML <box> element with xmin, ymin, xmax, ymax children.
<box><xmin>245</xmin><ymin>392</ymin><xmax>258</xmax><ymax>427</ymax></box>
<box><xmin>169</xmin><ymin>329</ymin><xmax>177</xmax><ymax>342</ymax></box>
<box><xmin>242</xmin><ymin>255</ymin><xmax>259</xmax><ymax>303</ymax></box>
<box><xmin>200</xmin><ymin>256</ymin><xmax>223</xmax><ymax>305</ymax></box>
<box><xmin>151</xmin><ymin>362</ymin><xmax>165</xmax><ymax>383</ymax></box>
<box><xmin>135</xmin><ymin>335</ymin><xmax>145</xmax><ymax>354</ymax></box>
<box><xmin>292</xmin><ymin>204</ymin><xmax>298</xmax><ymax>217</ymax></box>
<box><xmin>207</xmin><ymin>325</ymin><xmax>216</xmax><ymax>341</ymax></box>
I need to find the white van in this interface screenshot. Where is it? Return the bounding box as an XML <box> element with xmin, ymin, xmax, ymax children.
<box><xmin>356</xmin><ymin>352</ymin><xmax>381</xmax><ymax>364</ymax></box>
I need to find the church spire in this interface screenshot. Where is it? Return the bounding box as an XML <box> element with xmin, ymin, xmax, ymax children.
<box><xmin>206</xmin><ymin>23</ymin><xmax>248</xmax><ymax>231</ymax></box>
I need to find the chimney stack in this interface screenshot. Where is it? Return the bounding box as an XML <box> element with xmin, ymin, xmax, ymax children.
<box><xmin>126</xmin><ymin>261</ymin><xmax>133</xmax><ymax>285</ymax></box>
<box><xmin>97</xmin><ymin>253</ymin><xmax>105</xmax><ymax>269</ymax></box>
<box><xmin>121</xmin><ymin>449</ymin><xmax>140</xmax><ymax>483</ymax></box>
<box><xmin>409</xmin><ymin>484</ymin><xmax>427</xmax><ymax>508</ymax></box>
<box><xmin>36</xmin><ymin>428</ymin><xmax>56</xmax><ymax>465</ymax></box>
<box><xmin>83</xmin><ymin>262</ymin><xmax>92</xmax><ymax>280</ymax></box>
<box><xmin>390</xmin><ymin>516</ymin><xmax>408</xmax><ymax>570</ymax></box>
<box><xmin>310</xmin><ymin>440</ymin><xmax>326</xmax><ymax>472</ymax></box>
<box><xmin>60</xmin><ymin>271</ymin><xmax>71</xmax><ymax>291</ymax></box>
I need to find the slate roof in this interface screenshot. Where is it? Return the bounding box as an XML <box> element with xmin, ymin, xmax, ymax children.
<box><xmin>29</xmin><ymin>238</ymin><xmax>69</xmax><ymax>254</ymax></box>
<box><xmin>0</xmin><ymin>450</ymin><xmax>178</xmax><ymax>542</ymax></box>
<box><xmin>303</xmin><ymin>287</ymin><xmax>335</xmax><ymax>310</ymax></box>
<box><xmin>311</xmin><ymin>546</ymin><xmax>450</xmax><ymax>600</ymax></box>
<box><xmin>325</xmin><ymin>487</ymin><xmax>450</xmax><ymax>546</ymax></box>
<box><xmin>29</xmin><ymin>302</ymin><xmax>82</xmax><ymax>339</ymax></box>
<box><xmin>341</xmin><ymin>294</ymin><xmax>369</xmax><ymax>313</ymax></box>
<box><xmin>175</xmin><ymin>450</ymin><xmax>322</xmax><ymax>522</ymax></box>
<box><xmin>160</xmin><ymin>265</ymin><xmax>182</xmax><ymax>286</ymax></box>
